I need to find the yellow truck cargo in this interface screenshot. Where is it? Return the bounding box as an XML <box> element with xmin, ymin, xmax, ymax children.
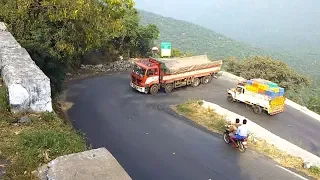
<box><xmin>227</xmin><ymin>78</ymin><xmax>286</xmax><ymax>115</ymax></box>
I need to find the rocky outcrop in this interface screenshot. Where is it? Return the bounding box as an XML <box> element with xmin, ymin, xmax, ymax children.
<box><xmin>38</xmin><ymin>148</ymin><xmax>132</xmax><ymax>180</ymax></box>
<box><xmin>0</xmin><ymin>22</ymin><xmax>52</xmax><ymax>113</ymax></box>
<box><xmin>79</xmin><ymin>58</ymin><xmax>136</xmax><ymax>72</ymax></box>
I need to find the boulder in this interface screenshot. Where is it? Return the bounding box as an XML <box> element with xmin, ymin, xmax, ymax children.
<box><xmin>303</xmin><ymin>162</ymin><xmax>312</xmax><ymax>169</ymax></box>
<box><xmin>18</xmin><ymin>116</ymin><xmax>31</xmax><ymax>124</ymax></box>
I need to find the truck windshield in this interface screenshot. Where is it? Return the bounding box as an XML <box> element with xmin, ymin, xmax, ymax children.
<box><xmin>133</xmin><ymin>64</ymin><xmax>146</xmax><ymax>77</ymax></box>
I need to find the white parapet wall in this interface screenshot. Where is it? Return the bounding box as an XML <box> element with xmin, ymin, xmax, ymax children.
<box><xmin>201</xmin><ymin>100</ymin><xmax>320</xmax><ymax>167</ymax></box>
<box><xmin>0</xmin><ymin>22</ymin><xmax>52</xmax><ymax>112</ymax></box>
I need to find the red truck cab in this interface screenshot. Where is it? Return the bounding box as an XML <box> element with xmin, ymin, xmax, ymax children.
<box><xmin>130</xmin><ymin>58</ymin><xmax>161</xmax><ymax>94</ymax></box>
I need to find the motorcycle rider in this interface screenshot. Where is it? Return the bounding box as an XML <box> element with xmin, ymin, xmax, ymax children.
<box><xmin>230</xmin><ymin>119</ymin><xmax>248</xmax><ymax>147</ymax></box>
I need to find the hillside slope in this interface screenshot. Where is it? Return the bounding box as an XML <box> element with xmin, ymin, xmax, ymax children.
<box><xmin>138</xmin><ymin>10</ymin><xmax>318</xmax><ymax>81</ymax></box>
<box><xmin>139</xmin><ymin>10</ymin><xmax>266</xmax><ymax>60</ymax></box>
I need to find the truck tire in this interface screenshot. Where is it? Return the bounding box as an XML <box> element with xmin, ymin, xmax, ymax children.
<box><xmin>227</xmin><ymin>95</ymin><xmax>234</xmax><ymax>103</ymax></box>
<box><xmin>253</xmin><ymin>105</ymin><xmax>262</xmax><ymax>114</ymax></box>
<box><xmin>164</xmin><ymin>83</ymin><xmax>174</xmax><ymax>93</ymax></box>
<box><xmin>207</xmin><ymin>75</ymin><xmax>213</xmax><ymax>83</ymax></box>
<box><xmin>191</xmin><ymin>77</ymin><xmax>201</xmax><ymax>87</ymax></box>
<box><xmin>245</xmin><ymin>104</ymin><xmax>252</xmax><ymax>109</ymax></box>
<box><xmin>149</xmin><ymin>84</ymin><xmax>159</xmax><ymax>95</ymax></box>
<box><xmin>201</xmin><ymin>76</ymin><xmax>211</xmax><ymax>84</ymax></box>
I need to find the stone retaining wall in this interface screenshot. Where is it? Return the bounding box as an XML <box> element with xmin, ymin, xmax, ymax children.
<box><xmin>0</xmin><ymin>22</ymin><xmax>52</xmax><ymax>112</ymax></box>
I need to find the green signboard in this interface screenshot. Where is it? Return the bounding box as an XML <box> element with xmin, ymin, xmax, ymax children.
<box><xmin>161</xmin><ymin>42</ymin><xmax>172</xmax><ymax>57</ymax></box>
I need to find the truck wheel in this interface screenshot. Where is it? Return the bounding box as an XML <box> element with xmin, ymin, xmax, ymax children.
<box><xmin>253</xmin><ymin>105</ymin><xmax>262</xmax><ymax>114</ymax></box>
<box><xmin>202</xmin><ymin>76</ymin><xmax>211</xmax><ymax>84</ymax></box>
<box><xmin>207</xmin><ymin>75</ymin><xmax>213</xmax><ymax>83</ymax></box>
<box><xmin>227</xmin><ymin>95</ymin><xmax>234</xmax><ymax>103</ymax></box>
<box><xmin>245</xmin><ymin>104</ymin><xmax>252</xmax><ymax>109</ymax></box>
<box><xmin>149</xmin><ymin>84</ymin><xmax>159</xmax><ymax>95</ymax></box>
<box><xmin>165</xmin><ymin>83</ymin><xmax>174</xmax><ymax>93</ymax></box>
<box><xmin>191</xmin><ymin>77</ymin><xmax>200</xmax><ymax>87</ymax></box>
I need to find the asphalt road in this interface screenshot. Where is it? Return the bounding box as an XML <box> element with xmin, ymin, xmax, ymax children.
<box><xmin>66</xmin><ymin>71</ymin><xmax>318</xmax><ymax>180</ymax></box>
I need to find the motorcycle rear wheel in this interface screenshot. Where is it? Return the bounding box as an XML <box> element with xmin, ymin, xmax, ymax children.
<box><xmin>238</xmin><ymin>142</ymin><xmax>246</xmax><ymax>153</ymax></box>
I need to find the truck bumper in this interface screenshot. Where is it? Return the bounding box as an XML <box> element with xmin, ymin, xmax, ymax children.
<box><xmin>130</xmin><ymin>81</ymin><xmax>147</xmax><ymax>93</ymax></box>
<box><xmin>269</xmin><ymin>109</ymin><xmax>284</xmax><ymax>115</ymax></box>
<box><xmin>268</xmin><ymin>106</ymin><xmax>285</xmax><ymax>115</ymax></box>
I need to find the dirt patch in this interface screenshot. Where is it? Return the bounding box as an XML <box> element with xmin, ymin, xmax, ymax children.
<box><xmin>173</xmin><ymin>99</ymin><xmax>226</xmax><ymax>134</ymax></box>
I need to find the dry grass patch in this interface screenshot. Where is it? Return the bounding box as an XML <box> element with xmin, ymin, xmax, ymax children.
<box><xmin>174</xmin><ymin>99</ymin><xmax>225</xmax><ymax>133</ymax></box>
<box><xmin>249</xmin><ymin>137</ymin><xmax>304</xmax><ymax>168</ymax></box>
<box><xmin>0</xmin><ymin>80</ymin><xmax>87</xmax><ymax>180</ymax></box>
<box><xmin>249</xmin><ymin>137</ymin><xmax>320</xmax><ymax>179</ymax></box>
<box><xmin>173</xmin><ymin>100</ymin><xmax>320</xmax><ymax>179</ymax></box>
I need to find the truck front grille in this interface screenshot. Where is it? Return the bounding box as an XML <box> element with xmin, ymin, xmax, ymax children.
<box><xmin>132</xmin><ymin>75</ymin><xmax>142</xmax><ymax>85</ymax></box>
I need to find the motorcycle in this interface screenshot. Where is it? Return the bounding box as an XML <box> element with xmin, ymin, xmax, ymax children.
<box><xmin>223</xmin><ymin>125</ymin><xmax>248</xmax><ymax>153</ymax></box>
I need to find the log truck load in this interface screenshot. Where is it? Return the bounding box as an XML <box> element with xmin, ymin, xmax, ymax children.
<box><xmin>227</xmin><ymin>78</ymin><xmax>286</xmax><ymax>115</ymax></box>
<box><xmin>130</xmin><ymin>55</ymin><xmax>222</xmax><ymax>95</ymax></box>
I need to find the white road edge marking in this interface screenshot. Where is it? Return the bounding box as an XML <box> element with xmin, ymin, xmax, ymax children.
<box><xmin>276</xmin><ymin>165</ymin><xmax>309</xmax><ymax>180</ymax></box>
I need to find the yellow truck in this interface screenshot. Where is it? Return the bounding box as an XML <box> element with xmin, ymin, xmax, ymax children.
<box><xmin>227</xmin><ymin>78</ymin><xmax>286</xmax><ymax>115</ymax></box>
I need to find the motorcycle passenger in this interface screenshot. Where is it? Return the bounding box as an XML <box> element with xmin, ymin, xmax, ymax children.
<box><xmin>230</xmin><ymin>119</ymin><xmax>248</xmax><ymax>147</ymax></box>
<box><xmin>227</xmin><ymin>118</ymin><xmax>240</xmax><ymax>136</ymax></box>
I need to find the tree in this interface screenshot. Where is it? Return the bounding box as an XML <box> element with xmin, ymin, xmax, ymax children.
<box><xmin>171</xmin><ymin>48</ymin><xmax>184</xmax><ymax>57</ymax></box>
<box><xmin>0</xmin><ymin>0</ymin><xmax>159</xmax><ymax>96</ymax></box>
<box><xmin>308</xmin><ymin>96</ymin><xmax>320</xmax><ymax>114</ymax></box>
<box><xmin>307</xmin><ymin>90</ymin><xmax>320</xmax><ymax>114</ymax></box>
<box><xmin>167</xmin><ymin>48</ymin><xmax>193</xmax><ymax>57</ymax></box>
<box><xmin>111</xmin><ymin>8</ymin><xmax>140</xmax><ymax>55</ymax></box>
<box><xmin>107</xmin><ymin>8</ymin><xmax>160</xmax><ymax>58</ymax></box>
<box><xmin>133</xmin><ymin>24</ymin><xmax>160</xmax><ymax>57</ymax></box>
<box><xmin>1</xmin><ymin>0</ymin><xmax>136</xmax><ymax>64</ymax></box>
